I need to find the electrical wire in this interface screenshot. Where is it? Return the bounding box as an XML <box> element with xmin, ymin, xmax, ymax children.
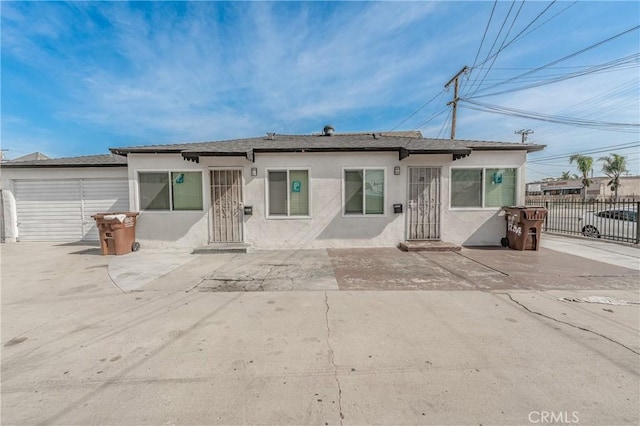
<box><xmin>459</xmin><ymin>99</ymin><xmax>640</xmax><ymax>132</ymax></box>
<box><xmin>464</xmin><ymin>0</ymin><xmax>519</xmax><ymax>96</ymax></box>
<box><xmin>468</xmin><ymin>54</ymin><xmax>639</xmax><ymax>98</ymax></box>
<box><xmin>472</xmin><ymin>1</ymin><xmax>563</xmax><ymax>71</ymax></box>
<box><xmin>528</xmin><ymin>141</ymin><xmax>640</xmax><ymax>162</ymax></box>
<box><xmin>460</xmin><ymin>0</ymin><xmax>498</xmax><ymax>94</ymax></box>
<box><xmin>388</xmin><ymin>89</ymin><xmax>446</xmax><ymax>131</ymax></box>
<box><xmin>413</xmin><ymin>104</ymin><xmax>449</xmax><ymax>131</ymax></box>
<box><xmin>470</xmin><ymin>24</ymin><xmax>640</xmax><ymax>97</ymax></box>
<box><xmin>471</xmin><ymin>0</ymin><xmax>498</xmax><ymax>70</ymax></box>
<box><xmin>436</xmin><ymin>109</ymin><xmax>452</xmax><ymax>139</ymax></box>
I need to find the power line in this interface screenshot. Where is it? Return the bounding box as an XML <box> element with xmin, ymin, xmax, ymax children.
<box><xmin>413</xmin><ymin>105</ymin><xmax>449</xmax><ymax>131</ymax></box>
<box><xmin>471</xmin><ymin>1</ymin><xmax>497</xmax><ymax>70</ymax></box>
<box><xmin>464</xmin><ymin>0</ymin><xmax>519</xmax><ymax>96</ymax></box>
<box><xmin>437</xmin><ymin>109</ymin><xmax>452</xmax><ymax>139</ymax></box>
<box><xmin>472</xmin><ymin>0</ymin><xmax>563</xmax><ymax>72</ymax></box>
<box><xmin>470</xmin><ymin>24</ymin><xmax>640</xmax><ymax>97</ymax></box>
<box><xmin>459</xmin><ymin>99</ymin><xmax>640</xmax><ymax>132</ymax></box>
<box><xmin>467</xmin><ymin>54</ymin><xmax>639</xmax><ymax>99</ymax></box>
<box><xmin>529</xmin><ymin>141</ymin><xmax>640</xmax><ymax>162</ymax></box>
<box><xmin>531</xmin><ymin>78</ymin><xmax>639</xmax><ymax>134</ymax></box>
<box><xmin>461</xmin><ymin>0</ymin><xmax>498</xmax><ymax>94</ymax></box>
<box><xmin>464</xmin><ymin>0</ymin><xmax>567</xmax><ymax>98</ymax></box>
<box><xmin>388</xmin><ymin>89</ymin><xmax>446</xmax><ymax>131</ymax></box>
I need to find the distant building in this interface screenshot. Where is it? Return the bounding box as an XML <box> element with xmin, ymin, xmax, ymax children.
<box><xmin>526</xmin><ymin>176</ymin><xmax>640</xmax><ymax>199</ymax></box>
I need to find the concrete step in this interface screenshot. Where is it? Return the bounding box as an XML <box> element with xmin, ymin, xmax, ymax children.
<box><xmin>398</xmin><ymin>241</ymin><xmax>461</xmax><ymax>252</ymax></box>
<box><xmin>192</xmin><ymin>243</ymin><xmax>249</xmax><ymax>254</ymax></box>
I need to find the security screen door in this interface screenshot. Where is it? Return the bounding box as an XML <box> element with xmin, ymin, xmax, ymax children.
<box><xmin>407</xmin><ymin>167</ymin><xmax>441</xmax><ymax>240</ymax></box>
<box><xmin>210</xmin><ymin>170</ymin><xmax>243</xmax><ymax>242</ymax></box>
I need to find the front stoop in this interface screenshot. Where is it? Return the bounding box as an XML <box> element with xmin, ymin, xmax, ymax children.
<box><xmin>398</xmin><ymin>241</ymin><xmax>461</xmax><ymax>252</ymax></box>
<box><xmin>192</xmin><ymin>243</ymin><xmax>249</xmax><ymax>254</ymax></box>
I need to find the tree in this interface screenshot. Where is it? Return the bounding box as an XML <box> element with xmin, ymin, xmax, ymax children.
<box><xmin>599</xmin><ymin>153</ymin><xmax>628</xmax><ymax>201</ymax></box>
<box><xmin>559</xmin><ymin>171</ymin><xmax>578</xmax><ymax>180</ymax></box>
<box><xmin>569</xmin><ymin>154</ymin><xmax>593</xmax><ymax>201</ymax></box>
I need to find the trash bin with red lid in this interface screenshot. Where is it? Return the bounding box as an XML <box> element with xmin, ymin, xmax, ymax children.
<box><xmin>92</xmin><ymin>212</ymin><xmax>140</xmax><ymax>255</ymax></box>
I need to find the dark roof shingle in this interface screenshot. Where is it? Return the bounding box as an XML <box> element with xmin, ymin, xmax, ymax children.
<box><xmin>110</xmin><ymin>133</ymin><xmax>545</xmax><ymax>161</ymax></box>
<box><xmin>1</xmin><ymin>154</ymin><xmax>128</xmax><ymax>168</ymax></box>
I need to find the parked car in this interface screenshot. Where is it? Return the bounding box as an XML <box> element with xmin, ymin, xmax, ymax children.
<box><xmin>579</xmin><ymin>208</ymin><xmax>638</xmax><ymax>241</ymax></box>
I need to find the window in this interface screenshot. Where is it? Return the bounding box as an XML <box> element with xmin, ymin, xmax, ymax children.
<box><xmin>344</xmin><ymin>168</ymin><xmax>385</xmax><ymax>215</ymax></box>
<box><xmin>267</xmin><ymin>169</ymin><xmax>309</xmax><ymax>217</ymax></box>
<box><xmin>139</xmin><ymin>172</ymin><xmax>203</xmax><ymax>211</ymax></box>
<box><xmin>451</xmin><ymin>168</ymin><xmax>517</xmax><ymax>208</ymax></box>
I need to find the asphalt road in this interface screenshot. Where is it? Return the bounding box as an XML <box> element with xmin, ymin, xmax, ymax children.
<box><xmin>1</xmin><ymin>241</ymin><xmax>639</xmax><ymax>425</ymax></box>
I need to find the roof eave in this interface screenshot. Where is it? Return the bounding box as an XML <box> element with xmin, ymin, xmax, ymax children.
<box><xmin>109</xmin><ymin>148</ymin><xmax>186</xmax><ymax>156</ymax></box>
<box><xmin>469</xmin><ymin>144</ymin><xmax>546</xmax><ymax>153</ymax></box>
<box><xmin>1</xmin><ymin>163</ymin><xmax>127</xmax><ymax>168</ymax></box>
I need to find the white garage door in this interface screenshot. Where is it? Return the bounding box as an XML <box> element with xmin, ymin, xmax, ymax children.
<box><xmin>14</xmin><ymin>179</ymin><xmax>129</xmax><ymax>241</ymax></box>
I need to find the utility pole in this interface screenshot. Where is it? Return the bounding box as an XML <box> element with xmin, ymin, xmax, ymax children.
<box><xmin>445</xmin><ymin>66</ymin><xmax>469</xmax><ymax>140</ymax></box>
<box><xmin>515</xmin><ymin>129</ymin><xmax>534</xmax><ymax>143</ymax></box>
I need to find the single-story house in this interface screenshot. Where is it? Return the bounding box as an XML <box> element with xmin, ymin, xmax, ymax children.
<box><xmin>1</xmin><ymin>154</ymin><xmax>129</xmax><ymax>242</ymax></box>
<box><xmin>1</xmin><ymin>129</ymin><xmax>545</xmax><ymax>248</ymax></box>
<box><xmin>107</xmin><ymin>129</ymin><xmax>544</xmax><ymax>249</ymax></box>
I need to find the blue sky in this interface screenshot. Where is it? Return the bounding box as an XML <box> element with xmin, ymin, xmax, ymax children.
<box><xmin>2</xmin><ymin>1</ymin><xmax>638</xmax><ymax>182</ymax></box>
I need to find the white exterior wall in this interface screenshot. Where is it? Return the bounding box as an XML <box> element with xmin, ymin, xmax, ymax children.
<box><xmin>1</xmin><ymin>167</ymin><xmax>128</xmax><ymax>242</ymax></box>
<box><xmin>127</xmin><ymin>150</ymin><xmax>527</xmax><ymax>248</ymax></box>
<box><xmin>443</xmin><ymin>151</ymin><xmax>527</xmax><ymax>246</ymax></box>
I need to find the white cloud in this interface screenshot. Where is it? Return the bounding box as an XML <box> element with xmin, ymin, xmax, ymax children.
<box><xmin>1</xmin><ymin>0</ymin><xmax>638</xmax><ymax>181</ymax></box>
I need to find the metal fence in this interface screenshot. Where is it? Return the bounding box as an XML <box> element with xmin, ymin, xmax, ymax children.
<box><xmin>525</xmin><ymin>197</ymin><xmax>640</xmax><ymax>244</ymax></box>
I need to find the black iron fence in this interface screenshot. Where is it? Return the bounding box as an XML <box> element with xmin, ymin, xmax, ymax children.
<box><xmin>524</xmin><ymin>197</ymin><xmax>640</xmax><ymax>244</ymax></box>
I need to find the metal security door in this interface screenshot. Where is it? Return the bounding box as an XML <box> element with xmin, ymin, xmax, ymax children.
<box><xmin>407</xmin><ymin>167</ymin><xmax>441</xmax><ymax>240</ymax></box>
<box><xmin>211</xmin><ymin>170</ymin><xmax>244</xmax><ymax>242</ymax></box>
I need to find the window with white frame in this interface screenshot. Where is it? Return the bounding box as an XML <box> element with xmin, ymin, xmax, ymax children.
<box><xmin>267</xmin><ymin>169</ymin><xmax>309</xmax><ymax>217</ymax></box>
<box><xmin>451</xmin><ymin>168</ymin><xmax>517</xmax><ymax>208</ymax></box>
<box><xmin>344</xmin><ymin>168</ymin><xmax>385</xmax><ymax>215</ymax></box>
<box><xmin>139</xmin><ymin>171</ymin><xmax>203</xmax><ymax>211</ymax></box>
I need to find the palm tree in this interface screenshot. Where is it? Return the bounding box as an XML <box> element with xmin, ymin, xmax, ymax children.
<box><xmin>559</xmin><ymin>171</ymin><xmax>577</xmax><ymax>180</ymax></box>
<box><xmin>599</xmin><ymin>153</ymin><xmax>628</xmax><ymax>202</ymax></box>
<box><xmin>569</xmin><ymin>154</ymin><xmax>593</xmax><ymax>201</ymax></box>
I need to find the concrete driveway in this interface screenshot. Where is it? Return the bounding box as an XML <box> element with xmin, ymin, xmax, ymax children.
<box><xmin>1</xmin><ymin>239</ymin><xmax>639</xmax><ymax>425</ymax></box>
<box><xmin>107</xmin><ymin>236</ymin><xmax>639</xmax><ymax>293</ymax></box>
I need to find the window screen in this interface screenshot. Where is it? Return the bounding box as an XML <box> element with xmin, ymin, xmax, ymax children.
<box><xmin>484</xmin><ymin>168</ymin><xmax>516</xmax><ymax>207</ymax></box>
<box><xmin>365</xmin><ymin>169</ymin><xmax>384</xmax><ymax>214</ymax></box>
<box><xmin>268</xmin><ymin>171</ymin><xmax>287</xmax><ymax>216</ymax></box>
<box><xmin>289</xmin><ymin>170</ymin><xmax>309</xmax><ymax>216</ymax></box>
<box><xmin>451</xmin><ymin>169</ymin><xmax>482</xmax><ymax>208</ymax></box>
<box><xmin>344</xmin><ymin>169</ymin><xmax>384</xmax><ymax>215</ymax></box>
<box><xmin>345</xmin><ymin>170</ymin><xmax>364</xmax><ymax>215</ymax></box>
<box><xmin>172</xmin><ymin>172</ymin><xmax>203</xmax><ymax>210</ymax></box>
<box><xmin>139</xmin><ymin>173</ymin><xmax>170</xmax><ymax>210</ymax></box>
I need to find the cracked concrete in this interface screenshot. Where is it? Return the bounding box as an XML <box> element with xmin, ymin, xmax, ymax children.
<box><xmin>324</xmin><ymin>292</ymin><xmax>344</xmax><ymax>425</ymax></box>
<box><xmin>2</xmin><ymin>239</ymin><xmax>639</xmax><ymax>425</ymax></box>
<box><xmin>497</xmin><ymin>292</ymin><xmax>640</xmax><ymax>355</ymax></box>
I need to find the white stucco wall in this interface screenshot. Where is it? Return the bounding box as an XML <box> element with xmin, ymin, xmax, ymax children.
<box><xmin>2</xmin><ymin>190</ymin><xmax>17</xmax><ymax>242</ymax></box>
<box><xmin>442</xmin><ymin>151</ymin><xmax>527</xmax><ymax>246</ymax></box>
<box><xmin>126</xmin><ymin>149</ymin><xmax>527</xmax><ymax>249</ymax></box>
<box><xmin>1</xmin><ymin>167</ymin><xmax>128</xmax><ymax>242</ymax></box>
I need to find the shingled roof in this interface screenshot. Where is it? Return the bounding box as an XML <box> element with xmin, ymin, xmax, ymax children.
<box><xmin>110</xmin><ymin>132</ymin><xmax>545</xmax><ymax>163</ymax></box>
<box><xmin>1</xmin><ymin>154</ymin><xmax>127</xmax><ymax>168</ymax></box>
